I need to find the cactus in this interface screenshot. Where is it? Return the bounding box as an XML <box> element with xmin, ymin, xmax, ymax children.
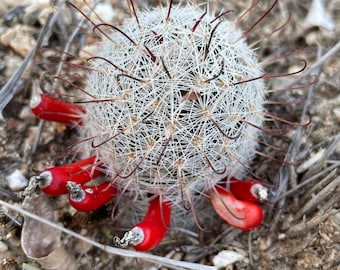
<box><xmin>29</xmin><ymin>1</ymin><xmax>295</xmax><ymax>251</ymax></box>
<box><xmin>81</xmin><ymin>4</ymin><xmax>265</xmax><ymax>206</ymax></box>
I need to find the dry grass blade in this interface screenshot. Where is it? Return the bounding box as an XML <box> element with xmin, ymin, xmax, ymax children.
<box><xmin>294</xmin><ymin>176</ymin><xmax>340</xmax><ymax>221</ymax></box>
<box><xmin>285</xmin><ymin>202</ymin><xmax>338</xmax><ymax>237</ymax></box>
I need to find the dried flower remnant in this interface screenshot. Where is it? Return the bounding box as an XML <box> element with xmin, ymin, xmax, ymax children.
<box><xmin>26</xmin><ymin>0</ymin><xmax>307</xmax><ymax>252</ymax></box>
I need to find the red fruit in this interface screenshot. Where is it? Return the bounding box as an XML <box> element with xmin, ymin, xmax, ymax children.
<box><xmin>228</xmin><ymin>177</ymin><xmax>269</xmax><ymax>202</ymax></box>
<box><xmin>67</xmin><ymin>181</ymin><xmax>117</xmax><ymax>212</ymax></box>
<box><xmin>30</xmin><ymin>94</ymin><xmax>85</xmax><ymax>125</ymax></box>
<box><xmin>38</xmin><ymin>155</ymin><xmax>102</xmax><ymax>195</ymax></box>
<box><xmin>209</xmin><ymin>185</ymin><xmax>263</xmax><ymax>230</ymax></box>
<box><xmin>131</xmin><ymin>197</ymin><xmax>171</xmax><ymax>251</ymax></box>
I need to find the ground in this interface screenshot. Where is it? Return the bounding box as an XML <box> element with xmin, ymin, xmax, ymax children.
<box><xmin>0</xmin><ymin>0</ymin><xmax>339</xmax><ymax>269</ymax></box>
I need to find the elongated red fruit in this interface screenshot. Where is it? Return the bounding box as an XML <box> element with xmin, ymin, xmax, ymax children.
<box><xmin>37</xmin><ymin>155</ymin><xmax>102</xmax><ymax>195</ymax></box>
<box><xmin>228</xmin><ymin>177</ymin><xmax>269</xmax><ymax>202</ymax></box>
<box><xmin>131</xmin><ymin>197</ymin><xmax>171</xmax><ymax>251</ymax></box>
<box><xmin>67</xmin><ymin>181</ymin><xmax>117</xmax><ymax>212</ymax></box>
<box><xmin>30</xmin><ymin>94</ymin><xmax>85</xmax><ymax>125</ymax></box>
<box><xmin>209</xmin><ymin>185</ymin><xmax>263</xmax><ymax>230</ymax></box>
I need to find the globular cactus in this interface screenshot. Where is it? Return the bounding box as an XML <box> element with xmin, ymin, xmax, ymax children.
<box><xmin>82</xmin><ymin>4</ymin><xmax>265</xmax><ymax>207</ymax></box>
<box><xmin>29</xmin><ymin>1</ymin><xmax>285</xmax><ymax>251</ymax></box>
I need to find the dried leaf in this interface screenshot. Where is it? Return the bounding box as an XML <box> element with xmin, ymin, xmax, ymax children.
<box><xmin>21</xmin><ymin>194</ymin><xmax>77</xmax><ymax>270</ymax></box>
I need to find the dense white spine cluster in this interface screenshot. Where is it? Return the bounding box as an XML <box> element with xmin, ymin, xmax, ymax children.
<box><xmin>81</xmin><ymin>5</ymin><xmax>265</xmax><ymax>208</ymax></box>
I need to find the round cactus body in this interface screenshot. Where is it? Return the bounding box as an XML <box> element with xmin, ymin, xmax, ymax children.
<box><xmin>81</xmin><ymin>5</ymin><xmax>265</xmax><ymax>212</ymax></box>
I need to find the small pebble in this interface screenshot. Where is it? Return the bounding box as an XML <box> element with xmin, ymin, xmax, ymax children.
<box><xmin>331</xmin><ymin>212</ymin><xmax>340</xmax><ymax>226</ymax></box>
<box><xmin>0</xmin><ymin>27</ymin><xmax>36</xmax><ymax>57</ymax></box>
<box><xmin>333</xmin><ymin>107</ymin><xmax>340</xmax><ymax>122</ymax></box>
<box><xmin>212</xmin><ymin>250</ymin><xmax>244</xmax><ymax>268</ymax></box>
<box><xmin>278</xmin><ymin>233</ymin><xmax>286</xmax><ymax>240</ymax></box>
<box><xmin>10</xmin><ymin>33</ymin><xmax>36</xmax><ymax>57</ymax></box>
<box><xmin>257</xmin><ymin>237</ymin><xmax>272</xmax><ymax>251</ymax></box>
<box><xmin>0</xmin><ymin>241</ymin><xmax>9</xmax><ymax>252</ymax></box>
<box><xmin>5</xmin><ymin>169</ymin><xmax>28</xmax><ymax>191</ymax></box>
<box><xmin>93</xmin><ymin>3</ymin><xmax>116</xmax><ymax>23</ymax></box>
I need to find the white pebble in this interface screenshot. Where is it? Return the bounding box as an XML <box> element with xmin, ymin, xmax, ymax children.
<box><xmin>0</xmin><ymin>241</ymin><xmax>8</xmax><ymax>252</ymax></box>
<box><xmin>93</xmin><ymin>3</ymin><xmax>116</xmax><ymax>23</ymax></box>
<box><xmin>212</xmin><ymin>250</ymin><xmax>244</xmax><ymax>268</ymax></box>
<box><xmin>333</xmin><ymin>107</ymin><xmax>340</xmax><ymax>122</ymax></box>
<box><xmin>5</xmin><ymin>169</ymin><xmax>28</xmax><ymax>191</ymax></box>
